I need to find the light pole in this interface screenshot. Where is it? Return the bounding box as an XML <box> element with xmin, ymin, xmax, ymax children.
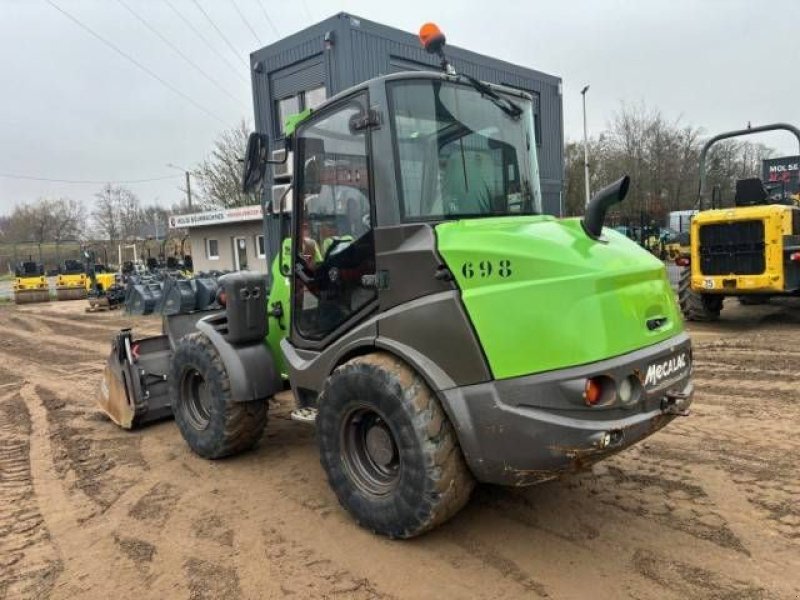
<box><xmin>581</xmin><ymin>85</ymin><xmax>591</xmax><ymax>207</ymax></box>
<box><xmin>166</xmin><ymin>163</ymin><xmax>193</xmax><ymax>209</ymax></box>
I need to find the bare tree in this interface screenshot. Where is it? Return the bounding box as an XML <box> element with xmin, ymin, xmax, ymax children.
<box><xmin>193</xmin><ymin>120</ymin><xmax>256</xmax><ymax>208</ymax></box>
<box><xmin>119</xmin><ymin>188</ymin><xmax>142</xmax><ymax>241</ymax></box>
<box><xmin>51</xmin><ymin>197</ymin><xmax>86</xmax><ymax>242</ymax></box>
<box><xmin>140</xmin><ymin>205</ymin><xmax>170</xmax><ymax>240</ymax></box>
<box><xmin>92</xmin><ymin>184</ymin><xmax>142</xmax><ymax>241</ymax></box>
<box><xmin>93</xmin><ymin>184</ymin><xmax>121</xmax><ymax>241</ymax></box>
<box><xmin>0</xmin><ymin>215</ymin><xmax>9</xmax><ymax>242</ymax></box>
<box><xmin>7</xmin><ymin>199</ymin><xmax>58</xmax><ymax>245</ymax></box>
<box><xmin>564</xmin><ymin>102</ymin><xmax>773</xmax><ymax>225</ymax></box>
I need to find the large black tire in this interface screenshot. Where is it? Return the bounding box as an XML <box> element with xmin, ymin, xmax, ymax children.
<box><xmin>678</xmin><ymin>268</ymin><xmax>723</xmax><ymax>321</ymax></box>
<box><xmin>170</xmin><ymin>332</ymin><xmax>267</xmax><ymax>459</ymax></box>
<box><xmin>317</xmin><ymin>352</ymin><xmax>474</xmax><ymax>539</ymax></box>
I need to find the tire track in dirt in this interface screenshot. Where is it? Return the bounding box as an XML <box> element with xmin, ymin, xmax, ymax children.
<box><xmin>0</xmin><ymin>328</ymin><xmax>99</xmax><ymax>368</ymax></box>
<box><xmin>0</xmin><ymin>392</ymin><xmax>63</xmax><ymax>599</ymax></box>
<box><xmin>2</xmin><ymin>320</ymin><xmax>111</xmax><ymax>357</ymax></box>
<box><xmin>34</xmin><ymin>384</ymin><xmax>146</xmax><ymax>520</ymax></box>
<box><xmin>26</xmin><ymin>313</ymin><xmax>121</xmax><ymax>345</ymax></box>
<box><xmin>631</xmin><ymin>548</ymin><xmax>770</xmax><ymax>600</ymax></box>
<box><xmin>184</xmin><ymin>557</ymin><xmax>243</xmax><ymax>600</ymax></box>
<box><xmin>19</xmin><ymin>381</ymin><xmax>180</xmax><ymax>598</ymax></box>
<box><xmin>260</xmin><ymin>525</ymin><xmax>394</xmax><ymax>599</ymax></box>
<box><xmin>688</xmin><ymin>339</ymin><xmax>800</xmax><ymax>546</ymax></box>
<box><xmin>560</xmin><ymin>444</ymin><xmax>751</xmax><ymax>556</ymax></box>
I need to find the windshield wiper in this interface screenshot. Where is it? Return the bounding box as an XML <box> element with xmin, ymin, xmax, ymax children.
<box><xmin>461</xmin><ymin>75</ymin><xmax>523</xmax><ymax>120</ymax></box>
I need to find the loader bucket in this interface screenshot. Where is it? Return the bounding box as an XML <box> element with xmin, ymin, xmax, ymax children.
<box><xmin>126</xmin><ymin>284</ymin><xmax>152</xmax><ymax>315</ymax></box>
<box><xmin>161</xmin><ymin>279</ymin><xmax>196</xmax><ymax>315</ymax></box>
<box><xmin>98</xmin><ymin>329</ymin><xmax>172</xmax><ymax>429</ymax></box>
<box><xmin>127</xmin><ymin>283</ymin><xmax>162</xmax><ymax>315</ymax></box>
<box><xmin>98</xmin><ymin>312</ymin><xmax>219</xmax><ymax>429</ymax></box>
<box><xmin>194</xmin><ymin>278</ymin><xmax>219</xmax><ymax>311</ymax></box>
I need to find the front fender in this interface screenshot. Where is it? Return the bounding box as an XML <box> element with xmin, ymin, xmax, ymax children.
<box><xmin>196</xmin><ymin>315</ymin><xmax>280</xmax><ymax>402</ymax></box>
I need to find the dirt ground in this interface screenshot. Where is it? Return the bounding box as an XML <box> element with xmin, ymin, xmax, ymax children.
<box><xmin>0</xmin><ymin>299</ymin><xmax>798</xmax><ymax>600</ymax></box>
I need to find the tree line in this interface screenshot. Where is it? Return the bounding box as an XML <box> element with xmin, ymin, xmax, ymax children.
<box><xmin>564</xmin><ymin>103</ymin><xmax>774</xmax><ymax>224</ymax></box>
<box><xmin>0</xmin><ymin>185</ymin><xmax>172</xmax><ymax>247</ymax></box>
<box><xmin>0</xmin><ymin>120</ymin><xmax>255</xmax><ymax>249</ymax></box>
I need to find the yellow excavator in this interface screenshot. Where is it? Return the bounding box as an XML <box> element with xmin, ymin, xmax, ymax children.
<box><xmin>679</xmin><ymin>123</ymin><xmax>800</xmax><ymax>320</ymax></box>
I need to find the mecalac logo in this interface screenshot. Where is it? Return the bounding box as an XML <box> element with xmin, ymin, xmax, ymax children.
<box><xmin>644</xmin><ymin>353</ymin><xmax>688</xmax><ymax>387</ymax></box>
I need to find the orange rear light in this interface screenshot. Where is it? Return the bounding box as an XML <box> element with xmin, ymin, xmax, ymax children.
<box><xmin>584</xmin><ymin>378</ymin><xmax>602</xmax><ymax>406</ymax></box>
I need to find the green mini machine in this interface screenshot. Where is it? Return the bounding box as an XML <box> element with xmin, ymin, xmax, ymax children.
<box><xmin>101</xmin><ymin>25</ymin><xmax>693</xmax><ymax>538</ymax></box>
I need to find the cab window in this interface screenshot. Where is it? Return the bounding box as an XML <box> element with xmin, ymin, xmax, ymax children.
<box><xmin>293</xmin><ymin>94</ymin><xmax>375</xmax><ymax>341</ymax></box>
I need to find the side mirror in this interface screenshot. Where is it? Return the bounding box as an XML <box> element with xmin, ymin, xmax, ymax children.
<box><xmin>242</xmin><ymin>132</ymin><xmax>270</xmax><ymax>193</ymax></box>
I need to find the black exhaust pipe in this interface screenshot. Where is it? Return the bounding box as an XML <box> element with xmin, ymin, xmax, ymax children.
<box><xmin>581</xmin><ymin>175</ymin><xmax>630</xmax><ymax>240</ymax></box>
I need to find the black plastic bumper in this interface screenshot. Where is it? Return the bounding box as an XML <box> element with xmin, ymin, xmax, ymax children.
<box><xmin>441</xmin><ymin>333</ymin><xmax>693</xmax><ymax>486</ymax></box>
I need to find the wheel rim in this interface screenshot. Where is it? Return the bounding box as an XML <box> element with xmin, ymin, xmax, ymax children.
<box><xmin>340</xmin><ymin>406</ymin><xmax>401</xmax><ymax>496</ymax></box>
<box><xmin>181</xmin><ymin>368</ymin><xmax>211</xmax><ymax>430</ymax></box>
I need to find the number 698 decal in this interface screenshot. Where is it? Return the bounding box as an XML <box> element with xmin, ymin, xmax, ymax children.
<box><xmin>461</xmin><ymin>260</ymin><xmax>512</xmax><ymax>279</ymax></box>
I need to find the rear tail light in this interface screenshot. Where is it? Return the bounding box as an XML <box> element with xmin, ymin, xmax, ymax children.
<box><xmin>584</xmin><ymin>378</ymin><xmax>602</xmax><ymax>405</ymax></box>
<box><xmin>675</xmin><ymin>256</ymin><xmax>690</xmax><ymax>267</ymax></box>
<box><xmin>584</xmin><ymin>376</ymin><xmax>616</xmax><ymax>406</ymax></box>
<box><xmin>790</xmin><ymin>252</ymin><xmax>800</xmax><ymax>262</ymax></box>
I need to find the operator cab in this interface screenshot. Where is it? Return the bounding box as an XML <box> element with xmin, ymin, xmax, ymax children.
<box><xmin>243</xmin><ymin>70</ymin><xmax>544</xmax><ymax>349</ymax></box>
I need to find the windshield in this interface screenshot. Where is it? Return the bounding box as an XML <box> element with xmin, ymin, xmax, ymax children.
<box><xmin>388</xmin><ymin>79</ymin><xmax>542</xmax><ymax>221</ymax></box>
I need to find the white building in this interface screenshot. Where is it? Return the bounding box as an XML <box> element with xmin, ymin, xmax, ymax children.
<box><xmin>168</xmin><ymin>206</ymin><xmax>267</xmax><ymax>274</ymax></box>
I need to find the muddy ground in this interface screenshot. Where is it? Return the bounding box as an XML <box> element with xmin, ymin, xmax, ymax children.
<box><xmin>0</xmin><ymin>298</ymin><xmax>798</xmax><ymax>599</ymax></box>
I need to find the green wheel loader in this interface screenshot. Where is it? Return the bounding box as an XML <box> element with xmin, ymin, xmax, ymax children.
<box><xmin>99</xmin><ymin>29</ymin><xmax>693</xmax><ymax>538</ymax></box>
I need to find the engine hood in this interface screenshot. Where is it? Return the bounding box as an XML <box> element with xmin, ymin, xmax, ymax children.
<box><xmin>435</xmin><ymin>215</ymin><xmax>683</xmax><ymax>380</ymax></box>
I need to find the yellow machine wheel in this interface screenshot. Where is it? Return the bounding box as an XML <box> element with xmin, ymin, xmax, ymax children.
<box><xmin>14</xmin><ymin>290</ymin><xmax>51</xmax><ymax>304</ymax></box>
<box><xmin>55</xmin><ymin>288</ymin><xmax>89</xmax><ymax>301</ymax></box>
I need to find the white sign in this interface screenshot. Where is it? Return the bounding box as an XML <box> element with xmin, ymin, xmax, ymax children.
<box><xmin>168</xmin><ymin>205</ymin><xmax>263</xmax><ymax>229</ymax></box>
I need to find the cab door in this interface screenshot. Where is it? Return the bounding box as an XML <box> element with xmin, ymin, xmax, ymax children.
<box><xmin>290</xmin><ymin>92</ymin><xmax>376</xmax><ymax>348</ymax></box>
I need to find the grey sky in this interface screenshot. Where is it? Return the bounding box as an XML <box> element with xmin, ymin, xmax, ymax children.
<box><xmin>1</xmin><ymin>0</ymin><xmax>798</xmax><ymax>215</ymax></box>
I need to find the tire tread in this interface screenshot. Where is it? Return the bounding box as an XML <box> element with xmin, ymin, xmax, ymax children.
<box><xmin>171</xmin><ymin>332</ymin><xmax>267</xmax><ymax>459</ymax></box>
<box><xmin>318</xmin><ymin>352</ymin><xmax>474</xmax><ymax>538</ymax></box>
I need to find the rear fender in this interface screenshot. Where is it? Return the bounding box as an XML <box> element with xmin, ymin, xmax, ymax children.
<box><xmin>196</xmin><ymin>314</ymin><xmax>280</xmax><ymax>402</ymax></box>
